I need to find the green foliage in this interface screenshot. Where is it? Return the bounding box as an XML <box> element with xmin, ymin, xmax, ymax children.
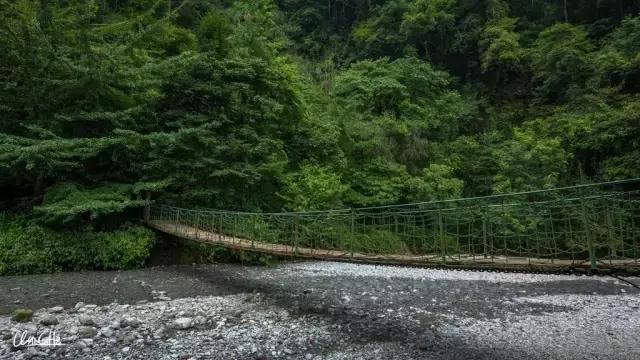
<box><xmin>142</xmin><ymin>23</ymin><xmax>198</xmax><ymax>56</ymax></box>
<box><xmin>407</xmin><ymin>164</ymin><xmax>464</xmax><ymax>201</ymax></box>
<box><xmin>593</xmin><ymin>16</ymin><xmax>640</xmax><ymax>89</ymax></box>
<box><xmin>11</xmin><ymin>309</ymin><xmax>33</xmax><ymax>323</ymax></box>
<box><xmin>2</xmin><ymin>0</ymin><xmax>640</xmax><ymax>273</ymax></box>
<box><xmin>35</xmin><ymin>182</ymin><xmax>154</xmax><ymax>223</ymax></box>
<box><xmin>480</xmin><ymin>17</ymin><xmax>525</xmax><ymax>75</ymax></box>
<box><xmin>530</xmin><ymin>23</ymin><xmax>593</xmax><ymax>100</ymax></box>
<box><xmin>280</xmin><ymin>164</ymin><xmax>347</xmax><ymax>211</ymax></box>
<box><xmin>492</xmin><ymin>125</ymin><xmax>570</xmax><ymax>193</ymax></box>
<box><xmin>297</xmin><ymin>220</ymin><xmax>410</xmax><ymax>255</ymax></box>
<box><xmin>0</xmin><ymin>214</ymin><xmax>155</xmax><ymax>275</ymax></box>
<box><xmin>352</xmin><ymin>229</ymin><xmax>410</xmax><ymax>254</ymax></box>
<box><xmin>197</xmin><ymin>10</ymin><xmax>232</xmax><ymax>55</ymax></box>
<box><xmin>401</xmin><ymin>0</ymin><xmax>456</xmax><ymax>57</ymax></box>
<box><xmin>332</xmin><ymin>57</ymin><xmax>469</xmax><ymax>206</ymax></box>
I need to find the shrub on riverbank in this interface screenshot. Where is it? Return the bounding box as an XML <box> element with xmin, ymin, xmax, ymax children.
<box><xmin>0</xmin><ymin>214</ymin><xmax>155</xmax><ymax>275</ymax></box>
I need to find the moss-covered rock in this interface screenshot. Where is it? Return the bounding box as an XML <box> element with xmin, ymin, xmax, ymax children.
<box><xmin>11</xmin><ymin>309</ymin><xmax>33</xmax><ymax>322</ymax></box>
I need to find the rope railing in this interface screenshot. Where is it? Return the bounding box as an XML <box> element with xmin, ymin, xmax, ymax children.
<box><xmin>146</xmin><ymin>179</ymin><xmax>640</xmax><ymax>270</ymax></box>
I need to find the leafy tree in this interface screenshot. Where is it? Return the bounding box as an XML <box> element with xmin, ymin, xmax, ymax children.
<box><xmin>400</xmin><ymin>0</ymin><xmax>456</xmax><ymax>60</ymax></box>
<box><xmin>3</xmin><ymin>0</ymin><xmax>640</xmax><ymax>273</ymax></box>
<box><xmin>530</xmin><ymin>23</ymin><xmax>593</xmax><ymax>101</ymax></box>
<box><xmin>593</xmin><ymin>16</ymin><xmax>640</xmax><ymax>91</ymax></box>
<box><xmin>333</xmin><ymin>57</ymin><xmax>469</xmax><ymax>205</ymax></box>
<box><xmin>197</xmin><ymin>9</ymin><xmax>232</xmax><ymax>55</ymax></box>
<box><xmin>280</xmin><ymin>164</ymin><xmax>347</xmax><ymax>210</ymax></box>
<box><xmin>480</xmin><ymin>17</ymin><xmax>525</xmax><ymax>81</ymax></box>
<box><xmin>492</xmin><ymin>124</ymin><xmax>570</xmax><ymax>193</ymax></box>
<box><xmin>406</xmin><ymin>163</ymin><xmax>463</xmax><ymax>201</ymax></box>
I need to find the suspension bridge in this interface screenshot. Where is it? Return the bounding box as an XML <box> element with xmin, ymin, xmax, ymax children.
<box><xmin>145</xmin><ymin>179</ymin><xmax>640</xmax><ymax>272</ymax></box>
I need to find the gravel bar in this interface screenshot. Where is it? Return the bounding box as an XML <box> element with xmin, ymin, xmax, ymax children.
<box><xmin>1</xmin><ymin>261</ymin><xmax>639</xmax><ymax>359</ymax></box>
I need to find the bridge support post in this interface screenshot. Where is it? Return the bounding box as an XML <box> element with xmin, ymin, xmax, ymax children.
<box><xmin>482</xmin><ymin>213</ymin><xmax>488</xmax><ymax>259</ymax></box>
<box><xmin>195</xmin><ymin>211</ymin><xmax>200</xmax><ymax>240</ymax></box>
<box><xmin>439</xmin><ymin>209</ymin><xmax>446</xmax><ymax>264</ymax></box>
<box><xmin>350</xmin><ymin>211</ymin><xmax>355</xmax><ymax>259</ymax></box>
<box><xmin>580</xmin><ymin>192</ymin><xmax>597</xmax><ymax>270</ymax></box>
<box><xmin>251</xmin><ymin>215</ymin><xmax>256</xmax><ymax>249</ymax></box>
<box><xmin>175</xmin><ymin>209</ymin><xmax>180</xmax><ymax>234</ymax></box>
<box><xmin>605</xmin><ymin>205</ymin><xmax>616</xmax><ymax>264</ymax></box>
<box><xmin>293</xmin><ymin>215</ymin><xmax>299</xmax><ymax>256</ymax></box>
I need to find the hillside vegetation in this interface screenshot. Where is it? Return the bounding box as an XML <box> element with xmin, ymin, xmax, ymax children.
<box><xmin>1</xmin><ymin>0</ymin><xmax>639</xmax><ymax>273</ymax></box>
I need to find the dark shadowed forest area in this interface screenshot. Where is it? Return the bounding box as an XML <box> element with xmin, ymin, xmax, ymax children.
<box><xmin>1</xmin><ymin>0</ymin><xmax>639</xmax><ymax>274</ymax></box>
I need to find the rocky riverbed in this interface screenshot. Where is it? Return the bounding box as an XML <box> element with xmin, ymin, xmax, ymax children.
<box><xmin>1</xmin><ymin>262</ymin><xmax>639</xmax><ymax>359</ymax></box>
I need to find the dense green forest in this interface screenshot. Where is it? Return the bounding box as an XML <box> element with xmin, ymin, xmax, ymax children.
<box><xmin>1</xmin><ymin>0</ymin><xmax>639</xmax><ymax>274</ymax></box>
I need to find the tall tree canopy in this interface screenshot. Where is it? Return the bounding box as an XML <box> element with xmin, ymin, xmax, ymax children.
<box><xmin>1</xmin><ymin>0</ymin><xmax>640</xmax><ymax>225</ymax></box>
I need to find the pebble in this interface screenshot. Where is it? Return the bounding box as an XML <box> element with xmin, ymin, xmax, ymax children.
<box><xmin>123</xmin><ymin>333</ymin><xmax>137</xmax><ymax>344</ymax></box>
<box><xmin>1</xmin><ymin>262</ymin><xmax>638</xmax><ymax>360</ymax></box>
<box><xmin>39</xmin><ymin>314</ymin><xmax>59</xmax><ymax>326</ymax></box>
<box><xmin>173</xmin><ymin>317</ymin><xmax>194</xmax><ymax>330</ymax></box>
<box><xmin>79</xmin><ymin>315</ymin><xmax>95</xmax><ymax>326</ymax></box>
<box><xmin>79</xmin><ymin>326</ymin><xmax>98</xmax><ymax>338</ymax></box>
<box><xmin>100</xmin><ymin>327</ymin><xmax>114</xmax><ymax>337</ymax></box>
<box><xmin>121</xmin><ymin>317</ymin><xmax>141</xmax><ymax>328</ymax></box>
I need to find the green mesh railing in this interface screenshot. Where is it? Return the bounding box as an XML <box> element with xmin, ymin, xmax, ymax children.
<box><xmin>148</xmin><ymin>179</ymin><xmax>640</xmax><ymax>270</ymax></box>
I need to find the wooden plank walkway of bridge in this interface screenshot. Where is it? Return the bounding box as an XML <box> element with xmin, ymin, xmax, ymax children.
<box><xmin>147</xmin><ymin>220</ymin><xmax>640</xmax><ymax>273</ymax></box>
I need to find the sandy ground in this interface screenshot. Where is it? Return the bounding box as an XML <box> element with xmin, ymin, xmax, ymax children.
<box><xmin>1</xmin><ymin>261</ymin><xmax>639</xmax><ymax>359</ymax></box>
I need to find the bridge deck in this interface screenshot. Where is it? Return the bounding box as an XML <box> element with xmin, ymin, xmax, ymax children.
<box><xmin>148</xmin><ymin>220</ymin><xmax>639</xmax><ymax>272</ymax></box>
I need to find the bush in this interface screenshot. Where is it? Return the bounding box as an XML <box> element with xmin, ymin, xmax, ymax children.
<box><xmin>0</xmin><ymin>214</ymin><xmax>155</xmax><ymax>275</ymax></box>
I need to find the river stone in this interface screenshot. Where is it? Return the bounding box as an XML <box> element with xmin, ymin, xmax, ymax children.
<box><xmin>121</xmin><ymin>317</ymin><xmax>140</xmax><ymax>328</ymax></box>
<box><xmin>11</xmin><ymin>309</ymin><xmax>33</xmax><ymax>323</ymax></box>
<box><xmin>79</xmin><ymin>315</ymin><xmax>95</xmax><ymax>326</ymax></box>
<box><xmin>40</xmin><ymin>314</ymin><xmax>59</xmax><ymax>326</ymax></box>
<box><xmin>26</xmin><ymin>347</ymin><xmax>47</xmax><ymax>357</ymax></box>
<box><xmin>173</xmin><ymin>317</ymin><xmax>193</xmax><ymax>330</ymax></box>
<box><xmin>417</xmin><ymin>330</ymin><xmax>442</xmax><ymax>351</ymax></box>
<box><xmin>50</xmin><ymin>306</ymin><xmax>64</xmax><ymax>313</ymax></box>
<box><xmin>79</xmin><ymin>327</ymin><xmax>98</xmax><ymax>338</ymax></box>
<box><xmin>123</xmin><ymin>334</ymin><xmax>136</xmax><ymax>344</ymax></box>
<box><xmin>100</xmin><ymin>327</ymin><xmax>114</xmax><ymax>337</ymax></box>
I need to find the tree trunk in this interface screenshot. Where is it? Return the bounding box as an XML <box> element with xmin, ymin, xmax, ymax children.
<box><xmin>33</xmin><ymin>172</ymin><xmax>44</xmax><ymax>197</ymax></box>
<box><xmin>144</xmin><ymin>191</ymin><xmax>151</xmax><ymax>222</ymax></box>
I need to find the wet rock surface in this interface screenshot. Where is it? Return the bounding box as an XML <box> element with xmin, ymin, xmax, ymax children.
<box><xmin>1</xmin><ymin>262</ymin><xmax>639</xmax><ymax>359</ymax></box>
